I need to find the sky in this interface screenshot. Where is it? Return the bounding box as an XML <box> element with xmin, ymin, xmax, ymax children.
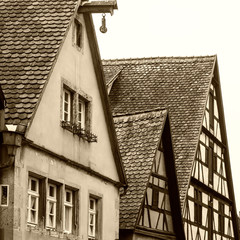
<box><xmin>93</xmin><ymin>0</ymin><xmax>240</xmax><ymax>212</ymax></box>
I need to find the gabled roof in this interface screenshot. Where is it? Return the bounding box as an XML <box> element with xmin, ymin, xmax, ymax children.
<box><xmin>0</xmin><ymin>1</ymin><xmax>127</xmax><ymax>185</ymax></box>
<box><xmin>114</xmin><ymin>109</ymin><xmax>168</xmax><ymax>228</ymax></box>
<box><xmin>103</xmin><ymin>56</ymin><xmax>216</xmax><ymax>208</ymax></box>
<box><xmin>0</xmin><ymin>0</ymin><xmax>78</xmax><ymax>126</ymax></box>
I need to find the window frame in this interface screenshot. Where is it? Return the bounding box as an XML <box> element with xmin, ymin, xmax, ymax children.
<box><xmin>88</xmin><ymin>195</ymin><xmax>102</xmax><ymax>240</ymax></box>
<box><xmin>61</xmin><ymin>82</ymin><xmax>96</xmax><ymax>141</ymax></box>
<box><xmin>0</xmin><ymin>184</ymin><xmax>9</xmax><ymax>207</ymax></box>
<box><xmin>63</xmin><ymin>189</ymin><xmax>74</xmax><ymax>234</ymax></box>
<box><xmin>88</xmin><ymin>197</ymin><xmax>97</xmax><ymax>240</ymax></box>
<box><xmin>62</xmin><ymin>88</ymin><xmax>73</xmax><ymax>123</ymax></box>
<box><xmin>77</xmin><ymin>95</ymin><xmax>86</xmax><ymax>129</ymax></box>
<box><xmin>46</xmin><ymin>183</ymin><xmax>57</xmax><ymax>229</ymax></box>
<box><xmin>27</xmin><ymin>177</ymin><xmax>40</xmax><ymax>225</ymax></box>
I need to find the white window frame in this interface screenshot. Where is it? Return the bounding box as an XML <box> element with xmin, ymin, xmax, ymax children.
<box><xmin>46</xmin><ymin>183</ymin><xmax>57</xmax><ymax>229</ymax></box>
<box><xmin>63</xmin><ymin>189</ymin><xmax>73</xmax><ymax>233</ymax></box>
<box><xmin>77</xmin><ymin>96</ymin><xmax>86</xmax><ymax>129</ymax></box>
<box><xmin>0</xmin><ymin>184</ymin><xmax>9</xmax><ymax>207</ymax></box>
<box><xmin>27</xmin><ymin>177</ymin><xmax>39</xmax><ymax>225</ymax></box>
<box><xmin>88</xmin><ymin>197</ymin><xmax>97</xmax><ymax>240</ymax></box>
<box><xmin>63</xmin><ymin>88</ymin><xmax>71</xmax><ymax>122</ymax></box>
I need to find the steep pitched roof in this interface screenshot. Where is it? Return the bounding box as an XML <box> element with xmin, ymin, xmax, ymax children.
<box><xmin>0</xmin><ymin>0</ymin><xmax>78</xmax><ymax>126</ymax></box>
<box><xmin>0</xmin><ymin>1</ymin><xmax>127</xmax><ymax>185</ymax></box>
<box><xmin>114</xmin><ymin>109</ymin><xmax>167</xmax><ymax>228</ymax></box>
<box><xmin>103</xmin><ymin>56</ymin><xmax>216</xmax><ymax>208</ymax></box>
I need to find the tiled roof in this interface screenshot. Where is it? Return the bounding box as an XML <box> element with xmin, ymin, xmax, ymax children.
<box><xmin>103</xmin><ymin>56</ymin><xmax>216</xmax><ymax>210</ymax></box>
<box><xmin>114</xmin><ymin>109</ymin><xmax>167</xmax><ymax>229</ymax></box>
<box><xmin>0</xmin><ymin>0</ymin><xmax>78</xmax><ymax>126</ymax></box>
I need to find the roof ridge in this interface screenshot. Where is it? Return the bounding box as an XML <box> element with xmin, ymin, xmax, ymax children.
<box><xmin>102</xmin><ymin>55</ymin><xmax>217</xmax><ymax>65</ymax></box>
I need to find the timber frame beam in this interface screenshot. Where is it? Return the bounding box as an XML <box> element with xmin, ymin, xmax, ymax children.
<box><xmin>78</xmin><ymin>1</ymin><xmax>118</xmax><ymax>15</ymax></box>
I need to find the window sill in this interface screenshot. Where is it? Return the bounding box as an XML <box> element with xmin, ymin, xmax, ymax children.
<box><xmin>61</xmin><ymin>121</ymin><xmax>97</xmax><ymax>142</ymax></box>
<box><xmin>26</xmin><ymin>226</ymin><xmax>78</xmax><ymax>239</ymax></box>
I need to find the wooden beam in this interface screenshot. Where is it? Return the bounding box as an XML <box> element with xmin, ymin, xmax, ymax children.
<box><xmin>79</xmin><ymin>1</ymin><xmax>117</xmax><ymax>15</ymax></box>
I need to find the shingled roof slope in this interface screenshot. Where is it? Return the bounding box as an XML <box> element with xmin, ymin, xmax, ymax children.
<box><xmin>114</xmin><ymin>110</ymin><xmax>167</xmax><ymax>229</ymax></box>
<box><xmin>0</xmin><ymin>0</ymin><xmax>78</xmax><ymax>126</ymax></box>
<box><xmin>103</xmin><ymin>56</ymin><xmax>216</xmax><ymax>209</ymax></box>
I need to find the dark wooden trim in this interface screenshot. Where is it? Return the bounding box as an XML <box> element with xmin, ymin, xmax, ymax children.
<box><xmin>22</xmin><ymin>138</ymin><xmax>125</xmax><ymax>188</ymax></box>
<box><xmin>201</xmin><ymin>126</ymin><xmax>226</xmax><ymax>149</ymax></box>
<box><xmin>212</xmin><ymin>59</ymin><xmax>240</xmax><ymax>240</ymax></box>
<box><xmin>135</xmin><ymin>226</ymin><xmax>176</xmax><ymax>240</ymax></box>
<box><xmin>151</xmin><ymin>172</ymin><xmax>168</xmax><ymax>181</ymax></box>
<box><xmin>191</xmin><ymin>177</ymin><xmax>232</xmax><ymax>204</ymax></box>
<box><xmin>79</xmin><ymin>1</ymin><xmax>117</xmax><ymax>14</ymax></box>
<box><xmin>83</xmin><ymin>13</ymin><xmax>127</xmax><ymax>186</ymax></box>
<box><xmin>162</xmin><ymin>115</ymin><xmax>186</xmax><ymax>240</ymax></box>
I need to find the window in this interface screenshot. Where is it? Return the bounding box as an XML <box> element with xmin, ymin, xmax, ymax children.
<box><xmin>46</xmin><ymin>183</ymin><xmax>57</xmax><ymax>229</ymax></box>
<box><xmin>27</xmin><ymin>174</ymin><xmax>78</xmax><ymax>235</ymax></box>
<box><xmin>0</xmin><ymin>185</ymin><xmax>9</xmax><ymax>206</ymax></box>
<box><xmin>75</xmin><ymin>19</ymin><xmax>83</xmax><ymax>48</ymax></box>
<box><xmin>218</xmin><ymin>202</ymin><xmax>224</xmax><ymax>234</ymax></box>
<box><xmin>88</xmin><ymin>197</ymin><xmax>98</xmax><ymax>240</ymax></box>
<box><xmin>64</xmin><ymin>189</ymin><xmax>73</xmax><ymax>233</ymax></box>
<box><xmin>27</xmin><ymin>177</ymin><xmax>39</xmax><ymax>225</ymax></box>
<box><xmin>63</xmin><ymin>88</ymin><xmax>72</xmax><ymax>122</ymax></box>
<box><xmin>194</xmin><ymin>188</ymin><xmax>202</xmax><ymax>225</ymax></box>
<box><xmin>77</xmin><ymin>96</ymin><xmax>86</xmax><ymax>129</ymax></box>
<box><xmin>61</xmin><ymin>85</ymin><xmax>97</xmax><ymax>142</ymax></box>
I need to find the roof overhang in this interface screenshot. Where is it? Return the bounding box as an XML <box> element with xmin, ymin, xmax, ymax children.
<box><xmin>79</xmin><ymin>1</ymin><xmax>118</xmax><ymax>15</ymax></box>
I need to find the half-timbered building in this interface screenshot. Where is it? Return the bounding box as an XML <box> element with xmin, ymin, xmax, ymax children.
<box><xmin>103</xmin><ymin>56</ymin><xmax>239</xmax><ymax>240</ymax></box>
<box><xmin>113</xmin><ymin>109</ymin><xmax>185</xmax><ymax>240</ymax></box>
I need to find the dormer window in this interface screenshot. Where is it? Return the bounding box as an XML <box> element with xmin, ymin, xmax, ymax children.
<box><xmin>74</xmin><ymin>19</ymin><xmax>83</xmax><ymax>49</ymax></box>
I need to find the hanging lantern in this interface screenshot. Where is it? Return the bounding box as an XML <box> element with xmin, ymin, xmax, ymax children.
<box><xmin>100</xmin><ymin>13</ymin><xmax>107</xmax><ymax>33</ymax></box>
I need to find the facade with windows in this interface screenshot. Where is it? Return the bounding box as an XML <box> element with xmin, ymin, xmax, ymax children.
<box><xmin>103</xmin><ymin>56</ymin><xmax>240</xmax><ymax>240</ymax></box>
<box><xmin>0</xmin><ymin>1</ymin><xmax>126</xmax><ymax>240</ymax></box>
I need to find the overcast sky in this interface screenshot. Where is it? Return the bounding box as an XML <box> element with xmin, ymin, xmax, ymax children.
<box><xmin>93</xmin><ymin>0</ymin><xmax>240</xmax><ymax>212</ymax></box>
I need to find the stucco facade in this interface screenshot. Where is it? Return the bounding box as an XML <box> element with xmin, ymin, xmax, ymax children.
<box><xmin>0</xmin><ymin>8</ymin><xmax>125</xmax><ymax>240</ymax></box>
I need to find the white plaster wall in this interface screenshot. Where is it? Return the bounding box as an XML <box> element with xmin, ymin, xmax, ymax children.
<box><xmin>26</xmin><ymin>14</ymin><xmax>119</xmax><ymax>182</ymax></box>
<box><xmin>16</xmin><ymin>146</ymin><xmax>119</xmax><ymax>240</ymax></box>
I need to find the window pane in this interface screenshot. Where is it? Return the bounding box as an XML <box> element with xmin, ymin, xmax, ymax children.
<box><xmin>65</xmin><ymin>206</ymin><xmax>72</xmax><ymax>232</ymax></box>
<box><xmin>64</xmin><ymin>102</ymin><xmax>68</xmax><ymax>112</ymax></box>
<box><xmin>64</xmin><ymin>113</ymin><xmax>68</xmax><ymax>121</ymax></box>
<box><xmin>49</xmin><ymin>185</ymin><xmax>55</xmax><ymax>197</ymax></box>
<box><xmin>1</xmin><ymin>186</ymin><xmax>8</xmax><ymax>205</ymax></box>
<box><xmin>31</xmin><ymin>210</ymin><xmax>36</xmax><ymax>223</ymax></box>
<box><xmin>31</xmin><ymin>179</ymin><xmax>37</xmax><ymax>192</ymax></box>
<box><xmin>66</xmin><ymin>191</ymin><xmax>71</xmax><ymax>203</ymax></box>
<box><xmin>90</xmin><ymin>199</ymin><xmax>95</xmax><ymax>210</ymax></box>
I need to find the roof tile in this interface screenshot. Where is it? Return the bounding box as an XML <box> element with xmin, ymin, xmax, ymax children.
<box><xmin>0</xmin><ymin>0</ymin><xmax>78</xmax><ymax>126</ymax></box>
<box><xmin>103</xmin><ymin>56</ymin><xmax>215</xmax><ymax>213</ymax></box>
<box><xmin>114</xmin><ymin>110</ymin><xmax>167</xmax><ymax>228</ymax></box>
